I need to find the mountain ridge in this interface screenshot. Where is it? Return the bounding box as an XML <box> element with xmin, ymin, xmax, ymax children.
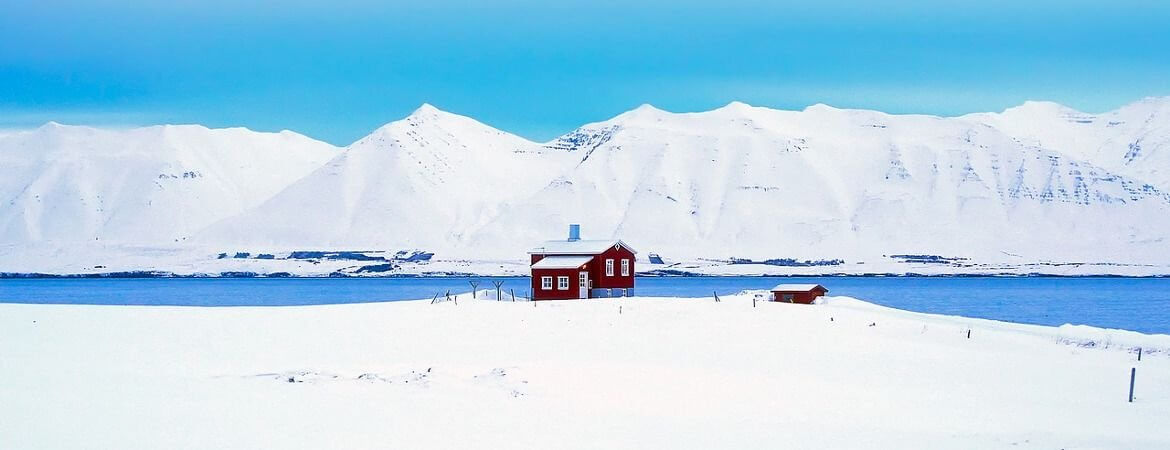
<box><xmin>3</xmin><ymin>97</ymin><xmax>1170</xmax><ymax>272</ymax></box>
<box><xmin>0</xmin><ymin>124</ymin><xmax>338</xmax><ymax>245</ymax></box>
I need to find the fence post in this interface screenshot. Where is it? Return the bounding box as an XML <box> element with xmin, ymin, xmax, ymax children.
<box><xmin>494</xmin><ymin>280</ymin><xmax>504</xmax><ymax>301</ymax></box>
<box><xmin>967</xmin><ymin>329</ymin><xmax>971</xmax><ymax>339</ymax></box>
<box><xmin>510</xmin><ymin>289</ymin><xmax>515</xmax><ymax>302</ymax></box>
<box><xmin>1129</xmin><ymin>367</ymin><xmax>1136</xmax><ymax>403</ymax></box>
<box><xmin>1137</xmin><ymin>347</ymin><xmax>1142</xmax><ymax>361</ymax></box>
<box><xmin>469</xmin><ymin>281</ymin><xmax>479</xmax><ymax>298</ymax></box>
<box><xmin>753</xmin><ymin>296</ymin><xmax>757</xmax><ymax>308</ymax></box>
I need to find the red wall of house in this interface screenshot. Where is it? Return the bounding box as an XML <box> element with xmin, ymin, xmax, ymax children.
<box><xmin>589</xmin><ymin>245</ymin><xmax>635</xmax><ymax>289</ymax></box>
<box><xmin>531</xmin><ymin>267</ymin><xmax>585</xmax><ymax>300</ymax></box>
<box><xmin>771</xmin><ymin>288</ymin><xmax>826</xmax><ymax>304</ymax></box>
<box><xmin>529</xmin><ymin>244</ymin><xmax>636</xmax><ymax>300</ymax></box>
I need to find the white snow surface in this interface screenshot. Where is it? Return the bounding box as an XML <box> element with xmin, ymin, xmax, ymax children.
<box><xmin>2</xmin><ymin>293</ymin><xmax>1167</xmax><ymax>449</ymax></box>
<box><xmin>530</xmin><ymin>254</ymin><xmax>595</xmax><ymax>269</ymax></box>
<box><xmin>770</xmin><ymin>283</ymin><xmax>825</xmax><ymax>291</ymax></box>
<box><xmin>195</xmin><ymin>104</ymin><xmax>570</xmax><ymax>250</ymax></box>
<box><xmin>0</xmin><ymin>122</ymin><xmax>337</xmax><ymax>245</ymax></box>
<box><xmin>965</xmin><ymin>97</ymin><xmax>1170</xmax><ymax>187</ymax></box>
<box><xmin>5</xmin><ymin>98</ymin><xmax>1170</xmax><ymax>274</ymax></box>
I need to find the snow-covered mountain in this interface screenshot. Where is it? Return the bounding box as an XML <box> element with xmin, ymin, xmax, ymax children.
<box><xmin>464</xmin><ymin>100</ymin><xmax>1170</xmax><ymax>261</ymax></box>
<box><xmin>197</xmin><ymin>104</ymin><xmax>572</xmax><ymax>250</ymax></box>
<box><xmin>3</xmin><ymin>98</ymin><xmax>1170</xmax><ymax>274</ymax></box>
<box><xmin>0</xmin><ymin>123</ymin><xmax>337</xmax><ymax>245</ymax></box>
<box><xmin>966</xmin><ymin>97</ymin><xmax>1170</xmax><ymax>187</ymax></box>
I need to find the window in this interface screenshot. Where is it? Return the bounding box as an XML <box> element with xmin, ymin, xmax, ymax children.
<box><xmin>541</xmin><ymin>276</ymin><xmax>552</xmax><ymax>290</ymax></box>
<box><xmin>621</xmin><ymin>259</ymin><xmax>630</xmax><ymax>276</ymax></box>
<box><xmin>605</xmin><ymin>259</ymin><xmax>614</xmax><ymax>276</ymax></box>
<box><xmin>557</xmin><ymin>276</ymin><xmax>570</xmax><ymax>290</ymax></box>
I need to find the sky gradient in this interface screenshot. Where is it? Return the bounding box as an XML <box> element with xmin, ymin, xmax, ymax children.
<box><xmin>2</xmin><ymin>0</ymin><xmax>1169</xmax><ymax>144</ymax></box>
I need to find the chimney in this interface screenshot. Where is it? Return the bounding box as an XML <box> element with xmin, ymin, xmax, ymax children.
<box><xmin>568</xmin><ymin>224</ymin><xmax>580</xmax><ymax>242</ymax></box>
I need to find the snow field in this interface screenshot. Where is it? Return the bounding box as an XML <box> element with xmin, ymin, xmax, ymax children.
<box><xmin>1</xmin><ymin>293</ymin><xmax>1167</xmax><ymax>449</ymax></box>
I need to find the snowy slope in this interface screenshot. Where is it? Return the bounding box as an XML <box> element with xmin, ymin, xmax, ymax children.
<box><xmin>0</xmin><ymin>123</ymin><xmax>337</xmax><ymax>245</ymax></box>
<box><xmin>190</xmin><ymin>100</ymin><xmax>1170</xmax><ymax>265</ymax></box>
<box><xmin>2</xmin><ymin>294</ymin><xmax>1167</xmax><ymax>448</ymax></box>
<box><xmin>197</xmin><ymin>104</ymin><xmax>572</xmax><ymax>250</ymax></box>
<box><xmin>967</xmin><ymin>97</ymin><xmax>1170</xmax><ymax>188</ymax></box>
<box><xmin>4</xmin><ymin>98</ymin><xmax>1170</xmax><ymax>273</ymax></box>
<box><xmin>471</xmin><ymin>102</ymin><xmax>1170</xmax><ymax>261</ymax></box>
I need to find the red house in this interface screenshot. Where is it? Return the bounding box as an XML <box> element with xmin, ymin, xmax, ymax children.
<box><xmin>530</xmin><ymin>225</ymin><xmax>636</xmax><ymax>300</ymax></box>
<box><xmin>771</xmin><ymin>284</ymin><xmax>828</xmax><ymax>304</ymax></box>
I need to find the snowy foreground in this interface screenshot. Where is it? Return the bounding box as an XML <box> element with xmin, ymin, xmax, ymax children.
<box><xmin>2</xmin><ymin>293</ymin><xmax>1168</xmax><ymax>449</ymax></box>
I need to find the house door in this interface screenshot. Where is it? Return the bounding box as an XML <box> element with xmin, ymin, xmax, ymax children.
<box><xmin>578</xmin><ymin>272</ymin><xmax>589</xmax><ymax>299</ymax></box>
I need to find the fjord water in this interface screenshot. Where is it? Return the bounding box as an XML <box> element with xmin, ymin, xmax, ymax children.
<box><xmin>1</xmin><ymin>277</ymin><xmax>1167</xmax><ymax>334</ymax></box>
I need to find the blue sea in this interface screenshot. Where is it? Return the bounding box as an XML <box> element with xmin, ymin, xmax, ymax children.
<box><xmin>1</xmin><ymin>277</ymin><xmax>1167</xmax><ymax>335</ymax></box>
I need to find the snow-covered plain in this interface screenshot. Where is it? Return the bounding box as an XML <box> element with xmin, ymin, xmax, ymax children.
<box><xmin>2</xmin><ymin>293</ymin><xmax>1167</xmax><ymax>449</ymax></box>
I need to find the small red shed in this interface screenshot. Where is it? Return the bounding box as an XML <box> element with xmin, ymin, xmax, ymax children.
<box><xmin>529</xmin><ymin>225</ymin><xmax>636</xmax><ymax>300</ymax></box>
<box><xmin>771</xmin><ymin>284</ymin><xmax>828</xmax><ymax>304</ymax></box>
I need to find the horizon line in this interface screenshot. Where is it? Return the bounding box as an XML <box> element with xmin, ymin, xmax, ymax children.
<box><xmin>4</xmin><ymin>94</ymin><xmax>1167</xmax><ymax>147</ymax></box>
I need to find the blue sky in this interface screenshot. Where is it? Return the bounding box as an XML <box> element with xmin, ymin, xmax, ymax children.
<box><xmin>2</xmin><ymin>0</ymin><xmax>1168</xmax><ymax>144</ymax></box>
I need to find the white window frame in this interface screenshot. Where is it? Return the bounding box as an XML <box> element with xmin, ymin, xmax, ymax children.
<box><xmin>621</xmin><ymin>259</ymin><xmax>630</xmax><ymax>276</ymax></box>
<box><xmin>541</xmin><ymin>276</ymin><xmax>552</xmax><ymax>290</ymax></box>
<box><xmin>557</xmin><ymin>276</ymin><xmax>570</xmax><ymax>290</ymax></box>
<box><xmin>606</xmin><ymin>259</ymin><xmax>614</xmax><ymax>276</ymax></box>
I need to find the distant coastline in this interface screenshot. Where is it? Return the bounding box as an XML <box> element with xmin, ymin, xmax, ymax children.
<box><xmin>3</xmin><ymin>271</ymin><xmax>1167</xmax><ymax>279</ymax></box>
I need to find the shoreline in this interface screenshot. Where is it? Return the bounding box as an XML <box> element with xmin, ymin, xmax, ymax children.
<box><xmin>3</xmin><ymin>285</ymin><xmax>1169</xmax><ymax>337</ymax></box>
<box><xmin>4</xmin><ymin>292</ymin><xmax>1168</xmax><ymax>346</ymax></box>
<box><xmin>4</xmin><ymin>271</ymin><xmax>1170</xmax><ymax>279</ymax></box>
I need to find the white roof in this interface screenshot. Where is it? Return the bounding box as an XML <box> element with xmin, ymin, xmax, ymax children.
<box><xmin>531</xmin><ymin>255</ymin><xmax>595</xmax><ymax>269</ymax></box>
<box><xmin>528</xmin><ymin>239</ymin><xmax>637</xmax><ymax>255</ymax></box>
<box><xmin>770</xmin><ymin>284</ymin><xmax>827</xmax><ymax>292</ymax></box>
